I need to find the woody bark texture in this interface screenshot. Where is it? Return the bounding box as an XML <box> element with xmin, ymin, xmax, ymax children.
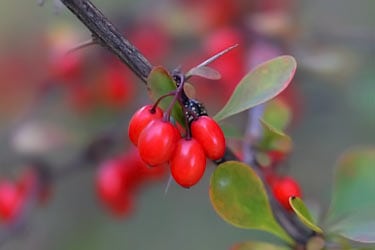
<box><xmin>61</xmin><ymin>0</ymin><xmax>152</xmax><ymax>83</ymax></box>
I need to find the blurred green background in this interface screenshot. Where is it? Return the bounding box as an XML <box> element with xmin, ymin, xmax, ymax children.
<box><xmin>0</xmin><ymin>1</ymin><xmax>374</xmax><ymax>249</ymax></box>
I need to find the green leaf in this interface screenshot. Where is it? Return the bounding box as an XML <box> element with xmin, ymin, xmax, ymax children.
<box><xmin>232</xmin><ymin>241</ymin><xmax>289</xmax><ymax>250</ymax></box>
<box><xmin>209</xmin><ymin>161</ymin><xmax>293</xmax><ymax>244</ymax></box>
<box><xmin>186</xmin><ymin>66</ymin><xmax>221</xmax><ymax>80</ymax></box>
<box><xmin>331</xmin><ymin>210</ymin><xmax>375</xmax><ymax>243</ymax></box>
<box><xmin>213</xmin><ymin>56</ymin><xmax>296</xmax><ymax>121</ymax></box>
<box><xmin>147</xmin><ymin>66</ymin><xmax>185</xmax><ymax>125</ymax></box>
<box><xmin>289</xmin><ymin>197</ymin><xmax>323</xmax><ymax>234</ymax></box>
<box><xmin>325</xmin><ymin>147</ymin><xmax>375</xmax><ymax>243</ymax></box>
<box><xmin>258</xmin><ymin>119</ymin><xmax>293</xmax><ymax>152</ymax></box>
<box><xmin>263</xmin><ymin>98</ymin><xmax>292</xmax><ymax>131</ymax></box>
<box><xmin>260</xmin><ymin>119</ymin><xmax>291</xmax><ymax>141</ymax></box>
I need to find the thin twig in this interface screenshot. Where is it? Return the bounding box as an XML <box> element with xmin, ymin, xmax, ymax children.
<box><xmin>60</xmin><ymin>0</ymin><xmax>152</xmax><ymax>83</ymax></box>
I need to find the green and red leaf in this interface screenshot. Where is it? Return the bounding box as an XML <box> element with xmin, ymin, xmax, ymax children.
<box><xmin>209</xmin><ymin>161</ymin><xmax>293</xmax><ymax>244</ymax></box>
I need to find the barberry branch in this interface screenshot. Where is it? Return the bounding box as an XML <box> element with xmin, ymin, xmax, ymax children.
<box><xmin>57</xmin><ymin>0</ymin><xmax>314</xmax><ymax>246</ymax></box>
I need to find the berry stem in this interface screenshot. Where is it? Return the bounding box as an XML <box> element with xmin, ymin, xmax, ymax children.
<box><xmin>151</xmin><ymin>92</ymin><xmax>176</xmax><ymax>113</ymax></box>
<box><xmin>184</xmin><ymin>112</ymin><xmax>192</xmax><ymax>140</ymax></box>
<box><xmin>163</xmin><ymin>72</ymin><xmax>185</xmax><ymax>122</ymax></box>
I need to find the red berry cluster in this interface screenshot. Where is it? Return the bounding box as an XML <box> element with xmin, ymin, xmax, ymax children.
<box><xmin>95</xmin><ymin>149</ymin><xmax>167</xmax><ymax>217</ymax></box>
<box><xmin>45</xmin><ymin>27</ymin><xmax>136</xmax><ymax>113</ymax></box>
<box><xmin>0</xmin><ymin>168</ymin><xmax>49</xmax><ymax>223</ymax></box>
<box><xmin>128</xmin><ymin>103</ymin><xmax>225</xmax><ymax>188</ymax></box>
<box><xmin>61</xmin><ymin>62</ymin><xmax>135</xmax><ymax>112</ymax></box>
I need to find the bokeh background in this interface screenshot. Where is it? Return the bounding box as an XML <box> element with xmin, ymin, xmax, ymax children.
<box><xmin>0</xmin><ymin>0</ymin><xmax>374</xmax><ymax>249</ymax></box>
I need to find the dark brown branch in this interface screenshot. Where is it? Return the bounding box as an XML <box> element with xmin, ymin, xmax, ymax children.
<box><xmin>60</xmin><ymin>0</ymin><xmax>152</xmax><ymax>83</ymax></box>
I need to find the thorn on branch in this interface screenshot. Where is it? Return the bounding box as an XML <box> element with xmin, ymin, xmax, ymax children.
<box><xmin>66</xmin><ymin>37</ymin><xmax>98</xmax><ymax>55</ymax></box>
<box><xmin>186</xmin><ymin>44</ymin><xmax>238</xmax><ymax>80</ymax></box>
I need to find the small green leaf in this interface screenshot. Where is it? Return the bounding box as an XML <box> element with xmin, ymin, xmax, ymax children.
<box><xmin>263</xmin><ymin>98</ymin><xmax>292</xmax><ymax>131</ymax></box>
<box><xmin>260</xmin><ymin>119</ymin><xmax>291</xmax><ymax>141</ymax></box>
<box><xmin>186</xmin><ymin>66</ymin><xmax>221</xmax><ymax>80</ymax></box>
<box><xmin>325</xmin><ymin>147</ymin><xmax>375</xmax><ymax>243</ymax></box>
<box><xmin>258</xmin><ymin>119</ymin><xmax>293</xmax><ymax>152</ymax></box>
<box><xmin>147</xmin><ymin>66</ymin><xmax>185</xmax><ymax>125</ymax></box>
<box><xmin>289</xmin><ymin>197</ymin><xmax>323</xmax><ymax>234</ymax></box>
<box><xmin>213</xmin><ymin>56</ymin><xmax>296</xmax><ymax>121</ymax></box>
<box><xmin>232</xmin><ymin>241</ymin><xmax>289</xmax><ymax>250</ymax></box>
<box><xmin>209</xmin><ymin>161</ymin><xmax>293</xmax><ymax>244</ymax></box>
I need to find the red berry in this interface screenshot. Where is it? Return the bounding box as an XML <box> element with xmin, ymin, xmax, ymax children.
<box><xmin>170</xmin><ymin>138</ymin><xmax>206</xmax><ymax>188</ymax></box>
<box><xmin>106</xmin><ymin>190</ymin><xmax>133</xmax><ymax>217</ymax></box>
<box><xmin>268</xmin><ymin>150</ymin><xmax>286</xmax><ymax>166</ymax></box>
<box><xmin>51</xmin><ymin>53</ymin><xmax>82</xmax><ymax>82</ymax></box>
<box><xmin>191</xmin><ymin>116</ymin><xmax>225</xmax><ymax>160</ymax></box>
<box><xmin>0</xmin><ymin>181</ymin><xmax>23</xmax><ymax>222</ymax></box>
<box><xmin>129</xmin><ymin>22</ymin><xmax>170</xmax><ymax>63</ymax></box>
<box><xmin>204</xmin><ymin>27</ymin><xmax>244</xmax><ymax>57</ymax></box>
<box><xmin>96</xmin><ymin>159</ymin><xmax>136</xmax><ymax>217</ymax></box>
<box><xmin>103</xmin><ymin>67</ymin><xmax>134</xmax><ymax>108</ymax></box>
<box><xmin>204</xmin><ymin>27</ymin><xmax>245</xmax><ymax>97</ymax></box>
<box><xmin>271</xmin><ymin>176</ymin><xmax>302</xmax><ymax>211</ymax></box>
<box><xmin>138</xmin><ymin>120</ymin><xmax>180</xmax><ymax>166</ymax></box>
<box><xmin>128</xmin><ymin>105</ymin><xmax>163</xmax><ymax>145</ymax></box>
<box><xmin>125</xmin><ymin>149</ymin><xmax>168</xmax><ymax>183</ymax></box>
<box><xmin>96</xmin><ymin>160</ymin><xmax>125</xmax><ymax>205</ymax></box>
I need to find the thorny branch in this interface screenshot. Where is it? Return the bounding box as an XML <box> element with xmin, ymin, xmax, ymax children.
<box><xmin>1</xmin><ymin>0</ymin><xmax>314</xmax><ymax>247</ymax></box>
<box><xmin>60</xmin><ymin>0</ymin><xmax>315</xmax><ymax>246</ymax></box>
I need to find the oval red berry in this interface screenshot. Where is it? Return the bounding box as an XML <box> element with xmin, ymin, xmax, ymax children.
<box><xmin>128</xmin><ymin>105</ymin><xmax>163</xmax><ymax>145</ymax></box>
<box><xmin>138</xmin><ymin>120</ymin><xmax>180</xmax><ymax>166</ymax></box>
<box><xmin>96</xmin><ymin>160</ymin><xmax>125</xmax><ymax>205</ymax></box>
<box><xmin>170</xmin><ymin>138</ymin><xmax>206</xmax><ymax>188</ymax></box>
<box><xmin>191</xmin><ymin>116</ymin><xmax>225</xmax><ymax>160</ymax></box>
<box><xmin>271</xmin><ymin>176</ymin><xmax>302</xmax><ymax>211</ymax></box>
<box><xmin>0</xmin><ymin>181</ymin><xmax>23</xmax><ymax>222</ymax></box>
